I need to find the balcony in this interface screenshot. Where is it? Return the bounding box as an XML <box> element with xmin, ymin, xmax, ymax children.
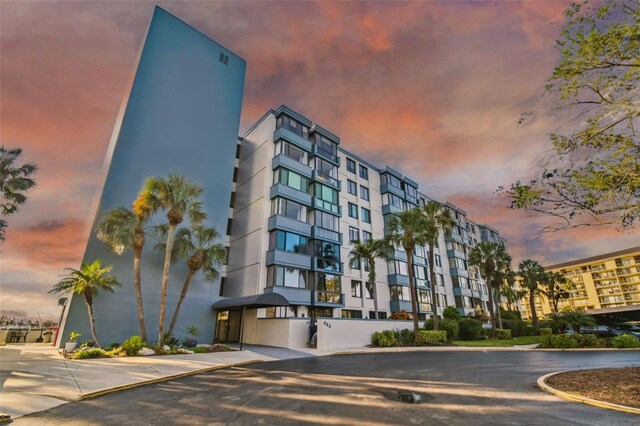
<box><xmin>311</xmin><ymin>226</ymin><xmax>342</xmax><ymax>244</ymax></box>
<box><xmin>311</xmin><ymin>170</ymin><xmax>341</xmax><ymax>190</ymax></box>
<box><xmin>387</xmin><ymin>274</ymin><xmax>410</xmax><ymax>286</ymax></box>
<box><xmin>390</xmin><ymin>300</ymin><xmax>412</xmax><ymax>313</ymax></box>
<box><xmin>268</xmin><ymin>215</ymin><xmax>312</xmax><ymax>236</ymax></box>
<box><xmin>312</xmin><ymin>291</ymin><xmax>345</xmax><ymax>307</ymax></box>
<box><xmin>379</xmin><ymin>183</ymin><xmax>405</xmax><ymax>199</ymax></box>
<box><xmin>266</xmin><ymin>249</ymin><xmax>312</xmax><ymax>270</ymax></box>
<box><xmin>272</xmin><ymin>154</ymin><xmax>312</xmax><ymax>178</ymax></box>
<box><xmin>312</xmin><ymin>257</ymin><xmax>344</xmax><ymax>275</ymax></box>
<box><xmin>453</xmin><ymin>286</ymin><xmax>473</xmax><ymax>297</ymax></box>
<box><xmin>382</xmin><ymin>203</ymin><xmax>405</xmax><ymax>215</ymax></box>
<box><xmin>312</xmin><ymin>197</ymin><xmax>341</xmax><ymax>215</ymax></box>
<box><xmin>449</xmin><ymin>268</ymin><xmax>470</xmax><ymax>278</ymax></box>
<box><xmin>311</xmin><ymin>144</ymin><xmax>340</xmax><ymax>166</ymax></box>
<box><xmin>270</xmin><ymin>183</ymin><xmax>312</xmax><ymax>205</ymax></box>
<box><xmin>273</xmin><ymin>127</ymin><xmax>313</xmax><ymax>152</ymax></box>
<box><xmin>264</xmin><ymin>286</ymin><xmax>311</xmax><ymax>305</ymax></box>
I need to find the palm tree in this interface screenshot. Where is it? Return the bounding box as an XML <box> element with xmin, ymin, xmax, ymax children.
<box><xmin>155</xmin><ymin>224</ymin><xmax>225</xmax><ymax>338</ymax></box>
<box><xmin>49</xmin><ymin>260</ymin><xmax>120</xmax><ymax>347</ymax></box>
<box><xmin>543</xmin><ymin>272</ymin><xmax>574</xmax><ymax>314</ymax></box>
<box><xmin>490</xmin><ymin>248</ymin><xmax>513</xmax><ymax>330</ymax></box>
<box><xmin>518</xmin><ymin>259</ymin><xmax>546</xmax><ymax>334</ymax></box>
<box><xmin>349</xmin><ymin>238</ymin><xmax>388</xmax><ymax>319</ymax></box>
<box><xmin>421</xmin><ymin>201</ymin><xmax>453</xmax><ymax>330</ymax></box>
<box><xmin>0</xmin><ymin>146</ymin><xmax>37</xmax><ymax>242</ymax></box>
<box><xmin>468</xmin><ymin>241</ymin><xmax>504</xmax><ymax>337</ymax></box>
<box><xmin>561</xmin><ymin>310</ymin><xmax>597</xmax><ymax>334</ymax></box>
<box><xmin>499</xmin><ymin>269</ymin><xmax>526</xmax><ymax>312</ymax></box>
<box><xmin>385</xmin><ymin>208</ymin><xmax>428</xmax><ymax>337</ymax></box>
<box><xmin>138</xmin><ymin>174</ymin><xmax>206</xmax><ymax>346</ymax></box>
<box><xmin>96</xmin><ymin>192</ymin><xmax>154</xmax><ymax>341</ymax></box>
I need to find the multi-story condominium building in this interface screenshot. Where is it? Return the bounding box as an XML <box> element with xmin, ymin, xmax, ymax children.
<box><xmin>518</xmin><ymin>246</ymin><xmax>640</xmax><ymax>320</ymax></box>
<box><xmin>224</xmin><ymin>105</ymin><xmax>501</xmax><ymax>336</ymax></box>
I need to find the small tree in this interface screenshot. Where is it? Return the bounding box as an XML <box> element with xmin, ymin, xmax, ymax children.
<box><xmin>49</xmin><ymin>260</ymin><xmax>120</xmax><ymax>347</ymax></box>
<box><xmin>0</xmin><ymin>146</ymin><xmax>37</xmax><ymax>242</ymax></box>
<box><xmin>468</xmin><ymin>242</ymin><xmax>506</xmax><ymax>337</ymax></box>
<box><xmin>543</xmin><ymin>272</ymin><xmax>575</xmax><ymax>314</ymax></box>
<box><xmin>561</xmin><ymin>310</ymin><xmax>597</xmax><ymax>334</ymax></box>
<box><xmin>349</xmin><ymin>238</ymin><xmax>388</xmax><ymax>319</ymax></box>
<box><xmin>518</xmin><ymin>259</ymin><xmax>546</xmax><ymax>334</ymax></box>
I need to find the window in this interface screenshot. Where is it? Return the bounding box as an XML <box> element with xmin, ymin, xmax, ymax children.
<box><xmin>405</xmin><ymin>185</ymin><xmax>417</xmax><ymax>199</ymax></box>
<box><xmin>314</xmin><ymin>183</ymin><xmax>339</xmax><ymax>213</ymax></box>
<box><xmin>435</xmin><ymin>254</ymin><xmax>441</xmax><ymax>267</ymax></box>
<box><xmin>267</xmin><ymin>265</ymin><xmax>308</xmax><ymax>289</ymax></box>
<box><xmin>360</xmin><ymin>186</ymin><xmax>370</xmax><ymax>201</ymax></box>
<box><xmin>313</xmin><ymin>210</ymin><xmax>340</xmax><ymax>231</ymax></box>
<box><xmin>361</xmin><ymin>208</ymin><xmax>371</xmax><ymax>223</ymax></box>
<box><xmin>373</xmin><ymin>311</ymin><xmax>387</xmax><ymax>320</ymax></box>
<box><xmin>315</xmin><ymin>241</ymin><xmax>341</xmax><ymax>272</ymax></box>
<box><xmin>359</xmin><ymin>165</ymin><xmax>369</xmax><ymax>180</ymax></box>
<box><xmin>438</xmin><ymin>294</ymin><xmax>447</xmax><ymax>307</ymax></box>
<box><xmin>363</xmin><ymin>258</ymin><xmax>370</xmax><ymax>272</ymax></box>
<box><xmin>274</xmin><ymin>140</ymin><xmax>307</xmax><ymax>164</ymax></box>
<box><xmin>382</xmin><ymin>193</ymin><xmax>406</xmax><ymax>209</ymax></box>
<box><xmin>273</xmin><ymin>168</ymin><xmax>308</xmax><ymax>192</ymax></box>
<box><xmin>415</xmin><ymin>245</ymin><xmax>426</xmax><ymax>260</ymax></box>
<box><xmin>351</xmin><ymin>280</ymin><xmax>362</xmax><ymax>298</ymax></box>
<box><xmin>362</xmin><ymin>231</ymin><xmax>372</xmax><ymax>241</ymax></box>
<box><xmin>269</xmin><ymin>230</ymin><xmax>308</xmax><ymax>254</ymax></box>
<box><xmin>350</xmin><ymin>255</ymin><xmax>361</xmax><ymax>270</ymax></box>
<box><xmin>346</xmin><ymin>158</ymin><xmax>356</xmax><ymax>173</ymax></box>
<box><xmin>347</xmin><ymin>180</ymin><xmax>357</xmax><ymax>196</ymax></box>
<box><xmin>276</xmin><ymin>114</ymin><xmax>309</xmax><ymax>140</ymax></box>
<box><xmin>271</xmin><ymin>198</ymin><xmax>307</xmax><ymax>222</ymax></box>
<box><xmin>437</xmin><ymin>274</ymin><xmax>444</xmax><ymax>286</ymax></box>
<box><xmin>342</xmin><ymin>309</ymin><xmax>363</xmax><ymax>319</ymax></box>
<box><xmin>390</xmin><ymin>285</ymin><xmax>411</xmax><ymax>301</ymax></box>
<box><xmin>219</xmin><ymin>52</ymin><xmax>229</xmax><ymax>65</ymax></box>
<box><xmin>365</xmin><ymin>282</ymin><xmax>373</xmax><ymax>299</ymax></box>
<box><xmin>348</xmin><ymin>202</ymin><xmax>358</xmax><ymax>219</ymax></box>
<box><xmin>313</xmin><ymin>158</ymin><xmax>338</xmax><ymax>185</ymax></box>
<box><xmin>349</xmin><ymin>226</ymin><xmax>359</xmax><ymax>242</ymax></box>
<box><xmin>381</xmin><ymin>173</ymin><xmax>402</xmax><ymax>188</ymax></box>
<box><xmin>388</xmin><ymin>260</ymin><xmax>408</xmax><ymax>276</ymax></box>
<box><xmin>313</xmin><ymin>134</ymin><xmax>338</xmax><ymax>162</ymax></box>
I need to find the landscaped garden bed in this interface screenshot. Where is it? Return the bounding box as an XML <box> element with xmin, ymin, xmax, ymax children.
<box><xmin>545</xmin><ymin>367</ymin><xmax>640</xmax><ymax>409</ymax></box>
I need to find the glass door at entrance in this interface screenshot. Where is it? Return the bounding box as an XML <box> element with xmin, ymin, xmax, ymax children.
<box><xmin>215</xmin><ymin>310</ymin><xmax>241</xmax><ymax>343</ymax></box>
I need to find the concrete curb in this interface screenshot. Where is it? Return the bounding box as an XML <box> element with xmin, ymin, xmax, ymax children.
<box><xmin>537</xmin><ymin>371</ymin><xmax>640</xmax><ymax>415</ymax></box>
<box><xmin>80</xmin><ymin>359</ymin><xmax>262</xmax><ymax>400</ymax></box>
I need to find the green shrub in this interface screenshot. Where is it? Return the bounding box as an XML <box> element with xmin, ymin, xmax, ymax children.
<box><xmin>371</xmin><ymin>330</ymin><xmax>398</xmax><ymax>347</ymax></box>
<box><xmin>72</xmin><ymin>348</ymin><xmax>111</xmax><ymax>359</ymax></box>
<box><xmin>397</xmin><ymin>328</ymin><xmax>414</xmax><ymax>346</ymax></box>
<box><xmin>191</xmin><ymin>346</ymin><xmax>208</xmax><ymax>353</ymax></box>
<box><xmin>79</xmin><ymin>341</ymin><xmax>95</xmax><ymax>349</ymax></box>
<box><xmin>424</xmin><ymin>319</ymin><xmax>459</xmax><ymax>341</ymax></box>
<box><xmin>575</xmin><ymin>334</ymin><xmax>607</xmax><ymax>348</ymax></box>
<box><xmin>541</xmin><ymin>334</ymin><xmax>578</xmax><ymax>349</ymax></box>
<box><xmin>121</xmin><ymin>335</ymin><xmax>145</xmax><ymax>356</ymax></box>
<box><xmin>495</xmin><ymin>329</ymin><xmax>512</xmax><ymax>340</ymax></box>
<box><xmin>525</xmin><ymin>325</ymin><xmax>536</xmax><ymax>336</ymax></box>
<box><xmin>415</xmin><ymin>330</ymin><xmax>447</xmax><ymax>346</ymax></box>
<box><xmin>108</xmin><ymin>342</ymin><xmax>120</xmax><ymax>350</ymax></box>
<box><xmin>458</xmin><ymin>318</ymin><xmax>483</xmax><ymax>340</ymax></box>
<box><xmin>502</xmin><ymin>319</ymin><xmax>529</xmax><ymax>337</ymax></box>
<box><xmin>611</xmin><ymin>334</ymin><xmax>640</xmax><ymax>349</ymax></box>
<box><xmin>443</xmin><ymin>306</ymin><xmax>462</xmax><ymax>321</ymax></box>
<box><xmin>539</xmin><ymin>328</ymin><xmax>553</xmax><ymax>336</ymax></box>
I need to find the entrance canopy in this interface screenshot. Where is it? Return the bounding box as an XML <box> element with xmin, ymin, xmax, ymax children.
<box><xmin>211</xmin><ymin>293</ymin><xmax>290</xmax><ymax>311</ymax></box>
<box><xmin>586</xmin><ymin>305</ymin><xmax>640</xmax><ymax>322</ymax></box>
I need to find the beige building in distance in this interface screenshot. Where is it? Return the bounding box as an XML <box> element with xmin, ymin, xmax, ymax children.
<box><xmin>519</xmin><ymin>246</ymin><xmax>640</xmax><ymax>320</ymax></box>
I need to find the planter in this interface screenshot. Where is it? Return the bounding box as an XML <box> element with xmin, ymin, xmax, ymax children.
<box><xmin>65</xmin><ymin>342</ymin><xmax>77</xmax><ymax>352</ymax></box>
<box><xmin>183</xmin><ymin>339</ymin><xmax>197</xmax><ymax>348</ymax></box>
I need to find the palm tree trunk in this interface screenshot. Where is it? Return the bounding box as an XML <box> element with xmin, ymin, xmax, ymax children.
<box><xmin>495</xmin><ymin>289</ymin><xmax>503</xmax><ymax>329</ymax></box>
<box><xmin>133</xmin><ymin>246</ymin><xmax>147</xmax><ymax>342</ymax></box>
<box><xmin>369</xmin><ymin>258</ymin><xmax>378</xmax><ymax>319</ymax></box>
<box><xmin>84</xmin><ymin>288</ymin><xmax>101</xmax><ymax>347</ymax></box>
<box><xmin>485</xmin><ymin>272</ymin><xmax>496</xmax><ymax>338</ymax></box>
<box><xmin>529</xmin><ymin>291</ymin><xmax>539</xmax><ymax>334</ymax></box>
<box><xmin>428</xmin><ymin>242</ymin><xmax>438</xmax><ymax>330</ymax></box>
<box><xmin>406</xmin><ymin>248</ymin><xmax>420</xmax><ymax>338</ymax></box>
<box><xmin>158</xmin><ymin>223</ymin><xmax>177</xmax><ymax>346</ymax></box>
<box><xmin>168</xmin><ymin>268</ymin><xmax>196</xmax><ymax>337</ymax></box>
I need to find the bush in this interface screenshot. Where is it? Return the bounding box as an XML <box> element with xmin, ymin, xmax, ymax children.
<box><xmin>495</xmin><ymin>329</ymin><xmax>512</xmax><ymax>340</ymax></box>
<box><xmin>72</xmin><ymin>348</ymin><xmax>111</xmax><ymax>359</ymax></box>
<box><xmin>611</xmin><ymin>334</ymin><xmax>640</xmax><ymax>349</ymax></box>
<box><xmin>389</xmin><ymin>310</ymin><xmax>412</xmax><ymax>320</ymax></box>
<box><xmin>540</xmin><ymin>328</ymin><xmax>553</xmax><ymax>336</ymax></box>
<box><xmin>525</xmin><ymin>325</ymin><xmax>536</xmax><ymax>336</ymax></box>
<box><xmin>191</xmin><ymin>346</ymin><xmax>208</xmax><ymax>353</ymax></box>
<box><xmin>371</xmin><ymin>330</ymin><xmax>398</xmax><ymax>347</ymax></box>
<box><xmin>79</xmin><ymin>341</ymin><xmax>95</xmax><ymax>349</ymax></box>
<box><xmin>397</xmin><ymin>328</ymin><xmax>414</xmax><ymax>346</ymax></box>
<box><xmin>541</xmin><ymin>334</ymin><xmax>578</xmax><ymax>349</ymax></box>
<box><xmin>468</xmin><ymin>310</ymin><xmax>489</xmax><ymax>323</ymax></box>
<box><xmin>502</xmin><ymin>319</ymin><xmax>529</xmax><ymax>337</ymax></box>
<box><xmin>424</xmin><ymin>318</ymin><xmax>459</xmax><ymax>341</ymax></box>
<box><xmin>575</xmin><ymin>334</ymin><xmax>607</xmax><ymax>348</ymax></box>
<box><xmin>415</xmin><ymin>330</ymin><xmax>447</xmax><ymax>346</ymax></box>
<box><xmin>501</xmin><ymin>309</ymin><xmax>521</xmax><ymax>320</ymax></box>
<box><xmin>443</xmin><ymin>306</ymin><xmax>461</xmax><ymax>321</ymax></box>
<box><xmin>121</xmin><ymin>335</ymin><xmax>145</xmax><ymax>356</ymax></box>
<box><xmin>458</xmin><ymin>318</ymin><xmax>483</xmax><ymax>340</ymax></box>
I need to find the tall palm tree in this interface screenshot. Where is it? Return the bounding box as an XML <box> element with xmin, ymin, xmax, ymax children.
<box><xmin>155</xmin><ymin>224</ymin><xmax>225</xmax><ymax>338</ymax></box>
<box><xmin>138</xmin><ymin>174</ymin><xmax>206</xmax><ymax>346</ymax></box>
<box><xmin>490</xmin><ymin>248</ymin><xmax>513</xmax><ymax>330</ymax></box>
<box><xmin>0</xmin><ymin>146</ymin><xmax>37</xmax><ymax>242</ymax></box>
<box><xmin>349</xmin><ymin>238</ymin><xmax>388</xmax><ymax>320</ymax></box>
<box><xmin>498</xmin><ymin>269</ymin><xmax>526</xmax><ymax>312</ymax></box>
<box><xmin>468</xmin><ymin>241</ymin><xmax>504</xmax><ymax>337</ymax></box>
<box><xmin>421</xmin><ymin>201</ymin><xmax>453</xmax><ymax>331</ymax></box>
<box><xmin>385</xmin><ymin>208</ymin><xmax>428</xmax><ymax>337</ymax></box>
<box><xmin>518</xmin><ymin>259</ymin><xmax>546</xmax><ymax>334</ymax></box>
<box><xmin>96</xmin><ymin>192</ymin><xmax>153</xmax><ymax>341</ymax></box>
<box><xmin>49</xmin><ymin>260</ymin><xmax>120</xmax><ymax>347</ymax></box>
<box><xmin>543</xmin><ymin>271</ymin><xmax>574</xmax><ymax>314</ymax></box>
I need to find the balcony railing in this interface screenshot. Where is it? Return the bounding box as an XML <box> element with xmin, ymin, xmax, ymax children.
<box><xmin>311</xmin><ymin>226</ymin><xmax>342</xmax><ymax>243</ymax></box>
<box><xmin>312</xmin><ymin>170</ymin><xmax>341</xmax><ymax>189</ymax></box>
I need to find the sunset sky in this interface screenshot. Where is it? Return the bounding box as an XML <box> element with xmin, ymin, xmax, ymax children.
<box><xmin>2</xmin><ymin>0</ymin><xmax>637</xmax><ymax>319</ymax></box>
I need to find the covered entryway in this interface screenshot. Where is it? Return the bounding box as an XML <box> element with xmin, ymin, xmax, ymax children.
<box><xmin>211</xmin><ymin>293</ymin><xmax>290</xmax><ymax>349</ymax></box>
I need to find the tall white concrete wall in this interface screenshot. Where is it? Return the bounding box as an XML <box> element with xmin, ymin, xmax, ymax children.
<box><xmin>316</xmin><ymin>318</ymin><xmax>419</xmax><ymax>350</ymax></box>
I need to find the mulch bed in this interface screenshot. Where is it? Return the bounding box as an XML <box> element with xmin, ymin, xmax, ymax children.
<box><xmin>545</xmin><ymin>367</ymin><xmax>640</xmax><ymax>409</ymax></box>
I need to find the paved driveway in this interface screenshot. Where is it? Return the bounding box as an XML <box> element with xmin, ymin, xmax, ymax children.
<box><xmin>16</xmin><ymin>350</ymin><xmax>640</xmax><ymax>425</ymax></box>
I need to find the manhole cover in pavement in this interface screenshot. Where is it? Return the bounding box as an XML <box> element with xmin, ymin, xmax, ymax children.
<box><xmin>373</xmin><ymin>388</ymin><xmax>433</xmax><ymax>404</ymax></box>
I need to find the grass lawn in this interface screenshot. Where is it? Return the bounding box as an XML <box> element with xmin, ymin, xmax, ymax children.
<box><xmin>451</xmin><ymin>335</ymin><xmax>544</xmax><ymax>347</ymax></box>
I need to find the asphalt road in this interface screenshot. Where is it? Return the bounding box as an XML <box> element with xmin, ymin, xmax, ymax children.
<box><xmin>15</xmin><ymin>350</ymin><xmax>640</xmax><ymax>425</ymax></box>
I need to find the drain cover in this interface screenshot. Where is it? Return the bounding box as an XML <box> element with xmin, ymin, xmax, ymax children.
<box><xmin>398</xmin><ymin>391</ymin><xmax>422</xmax><ymax>404</ymax></box>
<box><xmin>373</xmin><ymin>388</ymin><xmax>431</xmax><ymax>404</ymax></box>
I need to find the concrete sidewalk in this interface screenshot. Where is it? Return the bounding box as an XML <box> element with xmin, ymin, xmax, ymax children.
<box><xmin>0</xmin><ymin>344</ymin><xmax>281</xmax><ymax>419</ymax></box>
